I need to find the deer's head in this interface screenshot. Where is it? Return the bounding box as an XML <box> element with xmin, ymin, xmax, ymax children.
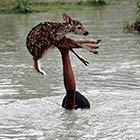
<box><xmin>63</xmin><ymin>13</ymin><xmax>89</xmax><ymax>36</ymax></box>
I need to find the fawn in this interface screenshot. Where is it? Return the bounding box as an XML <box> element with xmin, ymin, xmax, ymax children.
<box><xmin>26</xmin><ymin>13</ymin><xmax>101</xmax><ymax>75</ymax></box>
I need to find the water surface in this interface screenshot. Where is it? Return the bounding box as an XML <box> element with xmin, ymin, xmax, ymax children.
<box><xmin>0</xmin><ymin>4</ymin><xmax>140</xmax><ymax>140</ymax></box>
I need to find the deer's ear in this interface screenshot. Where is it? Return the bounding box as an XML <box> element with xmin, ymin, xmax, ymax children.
<box><xmin>63</xmin><ymin>13</ymin><xmax>72</xmax><ymax>24</ymax></box>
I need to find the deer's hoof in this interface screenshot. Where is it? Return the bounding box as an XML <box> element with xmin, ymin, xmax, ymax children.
<box><xmin>96</xmin><ymin>39</ymin><xmax>102</xmax><ymax>44</ymax></box>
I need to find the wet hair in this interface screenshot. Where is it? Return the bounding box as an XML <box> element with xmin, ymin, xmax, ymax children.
<box><xmin>62</xmin><ymin>91</ymin><xmax>90</xmax><ymax>109</ymax></box>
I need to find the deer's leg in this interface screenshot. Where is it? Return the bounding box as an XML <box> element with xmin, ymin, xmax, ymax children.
<box><xmin>65</xmin><ymin>38</ymin><xmax>100</xmax><ymax>52</ymax></box>
<box><xmin>70</xmin><ymin>48</ymin><xmax>89</xmax><ymax>66</ymax></box>
<box><xmin>59</xmin><ymin>38</ymin><xmax>98</xmax><ymax>64</ymax></box>
<box><xmin>57</xmin><ymin>38</ymin><xmax>99</xmax><ymax>67</ymax></box>
<box><xmin>33</xmin><ymin>57</ymin><xmax>46</xmax><ymax>75</ymax></box>
<box><xmin>82</xmin><ymin>45</ymin><xmax>99</xmax><ymax>54</ymax></box>
<box><xmin>68</xmin><ymin>40</ymin><xmax>99</xmax><ymax>54</ymax></box>
<box><xmin>76</xmin><ymin>39</ymin><xmax>102</xmax><ymax>44</ymax></box>
<box><xmin>73</xmin><ymin>39</ymin><xmax>101</xmax><ymax>53</ymax></box>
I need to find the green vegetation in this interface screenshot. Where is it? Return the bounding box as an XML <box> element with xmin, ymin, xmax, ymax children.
<box><xmin>123</xmin><ymin>0</ymin><xmax>140</xmax><ymax>33</ymax></box>
<box><xmin>136</xmin><ymin>0</ymin><xmax>140</xmax><ymax>21</ymax></box>
<box><xmin>0</xmin><ymin>0</ymin><xmax>33</xmax><ymax>13</ymax></box>
<box><xmin>0</xmin><ymin>0</ymin><xmax>130</xmax><ymax>14</ymax></box>
<box><xmin>13</xmin><ymin>0</ymin><xmax>32</xmax><ymax>13</ymax></box>
<box><xmin>88</xmin><ymin>0</ymin><xmax>106</xmax><ymax>6</ymax></box>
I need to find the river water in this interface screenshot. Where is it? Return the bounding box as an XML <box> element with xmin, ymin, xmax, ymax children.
<box><xmin>0</xmin><ymin>3</ymin><xmax>140</xmax><ymax>140</ymax></box>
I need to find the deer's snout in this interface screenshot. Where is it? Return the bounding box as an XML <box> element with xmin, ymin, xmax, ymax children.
<box><xmin>83</xmin><ymin>31</ymin><xmax>89</xmax><ymax>36</ymax></box>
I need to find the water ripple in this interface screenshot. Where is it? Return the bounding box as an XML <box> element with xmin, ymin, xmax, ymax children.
<box><xmin>0</xmin><ymin>5</ymin><xmax>140</xmax><ymax>140</ymax></box>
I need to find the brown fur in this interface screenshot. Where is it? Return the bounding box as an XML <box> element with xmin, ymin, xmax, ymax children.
<box><xmin>26</xmin><ymin>13</ymin><xmax>101</xmax><ymax>75</ymax></box>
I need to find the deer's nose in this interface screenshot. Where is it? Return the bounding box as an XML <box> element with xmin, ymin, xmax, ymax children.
<box><xmin>83</xmin><ymin>31</ymin><xmax>89</xmax><ymax>36</ymax></box>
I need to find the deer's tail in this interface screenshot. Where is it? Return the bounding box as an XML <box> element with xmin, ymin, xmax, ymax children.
<box><xmin>33</xmin><ymin>58</ymin><xmax>46</xmax><ymax>75</ymax></box>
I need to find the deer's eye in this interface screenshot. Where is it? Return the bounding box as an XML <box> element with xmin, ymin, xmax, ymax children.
<box><xmin>77</xmin><ymin>26</ymin><xmax>82</xmax><ymax>30</ymax></box>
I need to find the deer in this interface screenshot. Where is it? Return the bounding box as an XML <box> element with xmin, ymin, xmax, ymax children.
<box><xmin>26</xmin><ymin>13</ymin><xmax>101</xmax><ymax>75</ymax></box>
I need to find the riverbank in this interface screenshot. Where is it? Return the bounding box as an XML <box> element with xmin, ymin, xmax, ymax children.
<box><xmin>0</xmin><ymin>0</ymin><xmax>134</xmax><ymax>14</ymax></box>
